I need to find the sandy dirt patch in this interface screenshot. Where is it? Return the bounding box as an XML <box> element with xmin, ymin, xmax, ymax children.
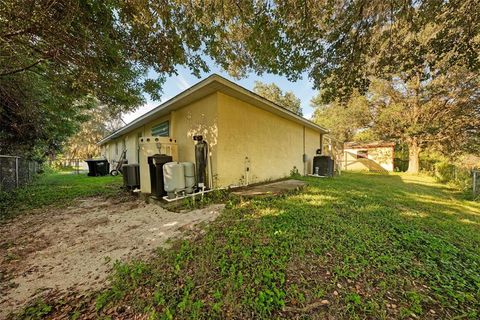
<box><xmin>0</xmin><ymin>197</ymin><xmax>224</xmax><ymax>318</ymax></box>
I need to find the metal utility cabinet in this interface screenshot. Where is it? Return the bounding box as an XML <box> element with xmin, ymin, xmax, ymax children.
<box><xmin>122</xmin><ymin>163</ymin><xmax>140</xmax><ymax>189</ymax></box>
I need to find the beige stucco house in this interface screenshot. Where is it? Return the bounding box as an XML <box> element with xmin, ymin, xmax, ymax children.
<box><xmin>342</xmin><ymin>141</ymin><xmax>395</xmax><ymax>172</ymax></box>
<box><xmin>98</xmin><ymin>74</ymin><xmax>328</xmax><ymax>193</ymax></box>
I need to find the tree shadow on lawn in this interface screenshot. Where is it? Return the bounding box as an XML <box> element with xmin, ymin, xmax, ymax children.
<box><xmin>276</xmin><ymin>173</ymin><xmax>480</xmax><ymax>318</ymax></box>
<box><xmin>316</xmin><ymin>172</ymin><xmax>480</xmax><ymax>226</ymax></box>
<box><xmin>300</xmin><ymin>172</ymin><xmax>480</xmax><ymax>256</ymax></box>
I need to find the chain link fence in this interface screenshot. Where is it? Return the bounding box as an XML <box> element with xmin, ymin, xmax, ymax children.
<box><xmin>0</xmin><ymin>155</ymin><xmax>41</xmax><ymax>192</ymax></box>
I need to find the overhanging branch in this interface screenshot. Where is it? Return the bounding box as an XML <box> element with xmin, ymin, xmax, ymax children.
<box><xmin>0</xmin><ymin>59</ymin><xmax>44</xmax><ymax>77</ymax></box>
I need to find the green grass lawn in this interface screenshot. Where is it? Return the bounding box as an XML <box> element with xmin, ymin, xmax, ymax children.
<box><xmin>15</xmin><ymin>172</ymin><xmax>480</xmax><ymax>319</ymax></box>
<box><xmin>81</xmin><ymin>172</ymin><xmax>479</xmax><ymax>319</ymax></box>
<box><xmin>0</xmin><ymin>171</ymin><xmax>122</xmax><ymax>219</ymax></box>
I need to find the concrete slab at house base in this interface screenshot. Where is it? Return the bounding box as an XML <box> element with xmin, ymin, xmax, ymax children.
<box><xmin>232</xmin><ymin>179</ymin><xmax>307</xmax><ymax>197</ymax></box>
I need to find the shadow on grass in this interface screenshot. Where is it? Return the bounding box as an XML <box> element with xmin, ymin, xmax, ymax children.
<box><xmin>275</xmin><ymin>173</ymin><xmax>479</xmax><ymax>317</ymax></box>
<box><xmin>0</xmin><ymin>172</ymin><xmax>123</xmax><ymax>221</ymax></box>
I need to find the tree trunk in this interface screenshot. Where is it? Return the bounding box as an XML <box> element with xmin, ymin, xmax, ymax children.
<box><xmin>407</xmin><ymin>139</ymin><xmax>420</xmax><ymax>174</ymax></box>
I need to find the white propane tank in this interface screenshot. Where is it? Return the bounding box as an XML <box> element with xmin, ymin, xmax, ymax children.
<box><xmin>182</xmin><ymin>162</ymin><xmax>195</xmax><ymax>194</ymax></box>
<box><xmin>163</xmin><ymin>162</ymin><xmax>185</xmax><ymax>198</ymax></box>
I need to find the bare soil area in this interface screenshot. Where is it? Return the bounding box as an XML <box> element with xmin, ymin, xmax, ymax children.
<box><xmin>0</xmin><ymin>197</ymin><xmax>224</xmax><ymax>318</ymax></box>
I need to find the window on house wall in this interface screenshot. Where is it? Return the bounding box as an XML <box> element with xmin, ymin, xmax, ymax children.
<box><xmin>151</xmin><ymin>121</ymin><xmax>169</xmax><ymax>137</ymax></box>
<box><xmin>115</xmin><ymin>141</ymin><xmax>119</xmax><ymax>155</ymax></box>
<box><xmin>357</xmin><ymin>149</ymin><xmax>368</xmax><ymax>159</ymax></box>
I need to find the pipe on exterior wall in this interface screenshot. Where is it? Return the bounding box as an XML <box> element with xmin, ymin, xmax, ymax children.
<box><xmin>244</xmin><ymin>156</ymin><xmax>250</xmax><ymax>186</ymax></box>
<box><xmin>170</xmin><ymin>111</ymin><xmax>176</xmax><ymax>137</ymax></box>
<box><xmin>303</xmin><ymin>126</ymin><xmax>306</xmax><ymax>176</ymax></box>
<box><xmin>320</xmin><ymin>133</ymin><xmax>323</xmax><ymax>154</ymax></box>
<box><xmin>209</xmin><ymin>153</ymin><xmax>214</xmax><ymax>189</ymax></box>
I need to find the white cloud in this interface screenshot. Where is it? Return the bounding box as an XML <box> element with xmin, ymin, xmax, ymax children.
<box><xmin>176</xmin><ymin>74</ymin><xmax>190</xmax><ymax>90</ymax></box>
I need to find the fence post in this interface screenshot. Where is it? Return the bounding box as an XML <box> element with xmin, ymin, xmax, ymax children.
<box><xmin>15</xmin><ymin>157</ymin><xmax>19</xmax><ymax>188</ymax></box>
<box><xmin>473</xmin><ymin>171</ymin><xmax>477</xmax><ymax>196</ymax></box>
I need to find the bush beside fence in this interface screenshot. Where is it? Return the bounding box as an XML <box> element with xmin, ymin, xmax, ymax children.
<box><xmin>433</xmin><ymin>161</ymin><xmax>479</xmax><ymax>197</ymax></box>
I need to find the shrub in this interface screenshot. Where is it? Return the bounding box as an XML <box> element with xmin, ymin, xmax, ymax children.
<box><xmin>435</xmin><ymin>161</ymin><xmax>473</xmax><ymax>192</ymax></box>
<box><xmin>434</xmin><ymin>161</ymin><xmax>456</xmax><ymax>183</ymax></box>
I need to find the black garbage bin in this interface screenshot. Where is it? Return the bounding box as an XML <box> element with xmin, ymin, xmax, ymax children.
<box><xmin>96</xmin><ymin>160</ymin><xmax>110</xmax><ymax>176</ymax></box>
<box><xmin>148</xmin><ymin>154</ymin><xmax>172</xmax><ymax>197</ymax></box>
<box><xmin>85</xmin><ymin>159</ymin><xmax>110</xmax><ymax>176</ymax></box>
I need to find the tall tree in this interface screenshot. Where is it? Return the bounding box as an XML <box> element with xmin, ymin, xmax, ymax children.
<box><xmin>367</xmin><ymin>71</ymin><xmax>480</xmax><ymax>173</ymax></box>
<box><xmin>253</xmin><ymin>81</ymin><xmax>302</xmax><ymax>115</ymax></box>
<box><xmin>0</xmin><ymin>70</ymin><xmax>90</xmax><ymax>156</ymax></box>
<box><xmin>62</xmin><ymin>106</ymin><xmax>124</xmax><ymax>160</ymax></box>
<box><xmin>313</xmin><ymin>70</ymin><xmax>480</xmax><ymax>173</ymax></box>
<box><xmin>311</xmin><ymin>92</ymin><xmax>370</xmax><ymax>142</ymax></box>
<box><xmin>0</xmin><ymin>0</ymin><xmax>212</xmax><ymax>155</ymax></box>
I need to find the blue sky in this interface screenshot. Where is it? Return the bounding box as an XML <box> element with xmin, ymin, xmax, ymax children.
<box><xmin>123</xmin><ymin>60</ymin><xmax>319</xmax><ymax>124</ymax></box>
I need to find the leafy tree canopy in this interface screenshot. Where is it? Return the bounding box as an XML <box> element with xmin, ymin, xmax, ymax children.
<box><xmin>62</xmin><ymin>105</ymin><xmax>125</xmax><ymax>160</ymax></box>
<box><xmin>253</xmin><ymin>81</ymin><xmax>302</xmax><ymax>115</ymax></box>
<box><xmin>311</xmin><ymin>91</ymin><xmax>370</xmax><ymax>142</ymax></box>
<box><xmin>0</xmin><ymin>0</ymin><xmax>213</xmax><ymax>156</ymax></box>
<box><xmin>203</xmin><ymin>0</ymin><xmax>479</xmax><ymax>102</ymax></box>
<box><xmin>1</xmin><ymin>0</ymin><xmax>478</xmax><ymax>158</ymax></box>
<box><xmin>312</xmin><ymin>70</ymin><xmax>480</xmax><ymax>173</ymax></box>
<box><xmin>367</xmin><ymin>70</ymin><xmax>480</xmax><ymax>172</ymax></box>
